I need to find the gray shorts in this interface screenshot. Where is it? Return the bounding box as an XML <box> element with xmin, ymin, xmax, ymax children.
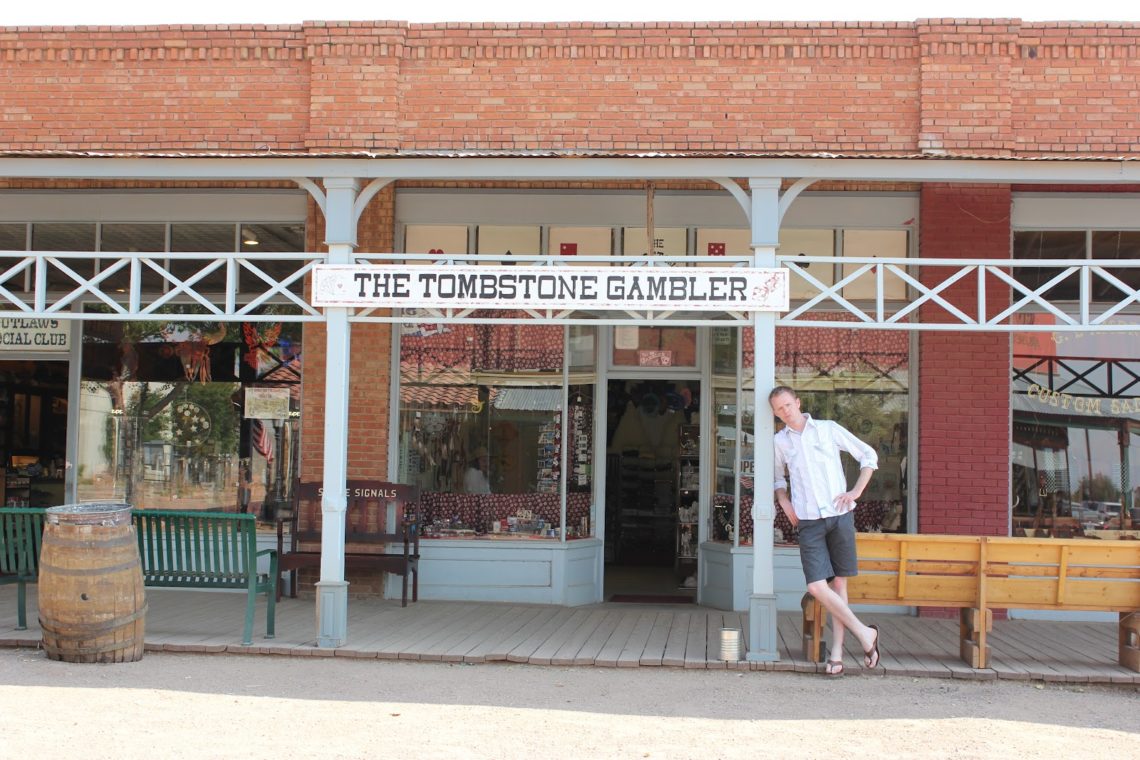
<box><xmin>797</xmin><ymin>511</ymin><xmax>859</xmax><ymax>584</ymax></box>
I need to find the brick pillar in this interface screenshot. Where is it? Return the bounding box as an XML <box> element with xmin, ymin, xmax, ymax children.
<box><xmin>917</xmin><ymin>184</ymin><xmax>1011</xmax><ymax>538</ymax></box>
<box><xmin>917</xmin><ymin>18</ymin><xmax>1017</xmax><ymax>154</ymax></box>
<box><xmin>304</xmin><ymin>22</ymin><xmax>404</xmax><ymax>151</ymax></box>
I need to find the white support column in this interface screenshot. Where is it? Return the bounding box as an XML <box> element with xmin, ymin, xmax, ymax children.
<box><xmin>747</xmin><ymin>178</ymin><xmax>781</xmax><ymax>662</ymax></box>
<box><xmin>316</xmin><ymin>177</ymin><xmax>360</xmax><ymax>648</ymax></box>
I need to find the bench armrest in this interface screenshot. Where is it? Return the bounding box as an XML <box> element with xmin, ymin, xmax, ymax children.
<box><xmin>257</xmin><ymin>547</ymin><xmax>279</xmax><ymax>576</ymax></box>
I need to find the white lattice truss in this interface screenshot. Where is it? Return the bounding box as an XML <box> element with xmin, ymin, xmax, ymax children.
<box><xmin>1</xmin><ymin>250</ymin><xmax>1138</xmax><ymax>331</ymax></box>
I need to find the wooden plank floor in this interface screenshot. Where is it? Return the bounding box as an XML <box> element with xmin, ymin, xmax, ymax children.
<box><xmin>1</xmin><ymin>586</ymin><xmax>1135</xmax><ymax>684</ymax></box>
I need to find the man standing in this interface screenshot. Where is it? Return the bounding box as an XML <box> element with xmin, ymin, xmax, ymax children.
<box><xmin>770</xmin><ymin>386</ymin><xmax>881</xmax><ymax>676</ymax></box>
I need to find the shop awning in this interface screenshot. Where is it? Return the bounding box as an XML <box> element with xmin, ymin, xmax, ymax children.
<box><xmin>490</xmin><ymin>387</ymin><xmax>562</xmax><ymax>412</ymax></box>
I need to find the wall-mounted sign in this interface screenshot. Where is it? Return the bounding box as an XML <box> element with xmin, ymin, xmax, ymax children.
<box><xmin>312</xmin><ymin>265</ymin><xmax>789</xmax><ymax>312</ymax></box>
<box><xmin>244</xmin><ymin>386</ymin><xmax>291</xmax><ymax>420</ymax></box>
<box><xmin>0</xmin><ymin>318</ymin><xmax>69</xmax><ymax>352</ymax></box>
<box><xmin>638</xmin><ymin>350</ymin><xmax>673</xmax><ymax>367</ymax></box>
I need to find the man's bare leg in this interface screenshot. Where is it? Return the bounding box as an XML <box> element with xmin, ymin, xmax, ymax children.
<box><xmin>827</xmin><ymin>576</ymin><xmax>848</xmax><ymax>668</ymax></box>
<box><xmin>806</xmin><ymin>578</ymin><xmax>877</xmax><ymax>658</ymax></box>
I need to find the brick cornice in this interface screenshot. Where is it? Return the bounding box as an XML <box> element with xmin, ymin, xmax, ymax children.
<box><xmin>402</xmin><ymin>22</ymin><xmax>919</xmax><ymax>61</ymax></box>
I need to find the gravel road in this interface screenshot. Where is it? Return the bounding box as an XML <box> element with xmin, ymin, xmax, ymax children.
<box><xmin>1</xmin><ymin>648</ymin><xmax>1137</xmax><ymax>759</ymax></box>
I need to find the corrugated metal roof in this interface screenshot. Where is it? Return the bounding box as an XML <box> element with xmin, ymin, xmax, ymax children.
<box><xmin>491</xmin><ymin>387</ymin><xmax>562</xmax><ymax>411</ymax></box>
<box><xmin>400</xmin><ymin>385</ymin><xmax>479</xmax><ymax>409</ymax></box>
<box><xmin>1</xmin><ymin>148</ymin><xmax>1138</xmax><ymax>161</ymax></box>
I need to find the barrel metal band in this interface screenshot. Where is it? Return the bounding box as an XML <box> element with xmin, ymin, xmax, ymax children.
<box><xmin>39</xmin><ymin>603</ymin><xmax>149</xmax><ymax>642</ymax></box>
<box><xmin>38</xmin><ymin>558</ymin><xmax>144</xmax><ymax>576</ymax></box>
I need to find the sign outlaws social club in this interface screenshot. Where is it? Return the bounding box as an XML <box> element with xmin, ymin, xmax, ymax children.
<box><xmin>311</xmin><ymin>265</ymin><xmax>789</xmax><ymax>312</ymax></box>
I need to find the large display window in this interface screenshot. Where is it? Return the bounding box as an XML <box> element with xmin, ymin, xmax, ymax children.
<box><xmin>397</xmin><ymin>319</ymin><xmax>595</xmax><ymax>540</ymax></box>
<box><xmin>717</xmin><ymin>318</ymin><xmax>910</xmax><ymax>547</ymax></box>
<box><xmin>1011</xmin><ymin>318</ymin><xmax>1140</xmax><ymax>537</ymax></box>
<box><xmin>78</xmin><ymin>312</ymin><xmax>302</xmax><ymax>517</ymax></box>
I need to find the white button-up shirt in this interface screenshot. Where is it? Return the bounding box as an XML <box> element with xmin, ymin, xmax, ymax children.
<box><xmin>773</xmin><ymin>414</ymin><xmax>879</xmax><ymax>521</ymax></box>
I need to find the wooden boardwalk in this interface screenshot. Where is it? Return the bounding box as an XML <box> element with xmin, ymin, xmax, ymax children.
<box><xmin>1</xmin><ymin>586</ymin><xmax>1135</xmax><ymax>684</ymax></box>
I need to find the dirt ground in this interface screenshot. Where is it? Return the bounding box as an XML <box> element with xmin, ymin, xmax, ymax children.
<box><xmin>1</xmin><ymin>647</ymin><xmax>1137</xmax><ymax>760</ymax></box>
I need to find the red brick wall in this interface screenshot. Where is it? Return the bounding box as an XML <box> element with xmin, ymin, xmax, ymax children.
<box><xmin>917</xmin><ymin>184</ymin><xmax>1012</xmax><ymax>537</ymax></box>
<box><xmin>395</xmin><ymin>23</ymin><xmax>919</xmax><ymax>152</ymax></box>
<box><xmin>917</xmin><ymin>20</ymin><xmax>1016</xmax><ymax>153</ymax></box>
<box><xmin>305</xmin><ymin>22</ymin><xmax>405</xmax><ymax>151</ymax></box>
<box><xmin>3</xmin><ymin>20</ymin><xmax>1140</xmax><ymax>156</ymax></box>
<box><xmin>0</xmin><ymin>26</ymin><xmax>309</xmax><ymax>151</ymax></box>
<box><xmin>1013</xmin><ymin>24</ymin><xmax>1140</xmax><ymax>153</ymax></box>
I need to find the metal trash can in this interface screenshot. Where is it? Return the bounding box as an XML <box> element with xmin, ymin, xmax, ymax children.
<box><xmin>719</xmin><ymin>627</ymin><xmax>743</xmax><ymax>661</ymax></box>
<box><xmin>38</xmin><ymin>503</ymin><xmax>146</xmax><ymax>663</ymax></box>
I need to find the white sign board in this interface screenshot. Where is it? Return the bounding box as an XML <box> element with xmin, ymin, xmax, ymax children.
<box><xmin>0</xmin><ymin>318</ymin><xmax>69</xmax><ymax>351</ymax></box>
<box><xmin>244</xmin><ymin>387</ymin><xmax>291</xmax><ymax>420</ymax></box>
<box><xmin>311</xmin><ymin>265</ymin><xmax>789</xmax><ymax>312</ymax></box>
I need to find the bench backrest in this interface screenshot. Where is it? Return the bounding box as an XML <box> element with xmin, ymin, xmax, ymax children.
<box><xmin>849</xmin><ymin>533</ymin><xmax>983</xmax><ymax>608</ymax></box>
<box><xmin>0</xmin><ymin>507</ymin><xmax>47</xmax><ymax>578</ymax></box>
<box><xmin>849</xmin><ymin>533</ymin><xmax>1140</xmax><ymax>611</ymax></box>
<box><xmin>984</xmin><ymin>537</ymin><xmax>1140</xmax><ymax>612</ymax></box>
<box><xmin>133</xmin><ymin>510</ymin><xmax>259</xmax><ymax>589</ymax></box>
<box><xmin>288</xmin><ymin>480</ymin><xmax>419</xmax><ymax>547</ymax></box>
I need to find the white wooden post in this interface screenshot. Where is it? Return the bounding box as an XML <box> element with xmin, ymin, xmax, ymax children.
<box><xmin>316</xmin><ymin>177</ymin><xmax>359</xmax><ymax>648</ymax></box>
<box><xmin>747</xmin><ymin>177</ymin><xmax>781</xmax><ymax>662</ymax></box>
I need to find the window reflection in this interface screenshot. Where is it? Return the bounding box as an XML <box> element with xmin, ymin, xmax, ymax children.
<box><xmin>732</xmin><ymin>319</ymin><xmax>910</xmax><ymax>546</ymax></box>
<box><xmin>1011</xmin><ymin>323</ymin><xmax>1139</xmax><ymax>536</ymax></box>
<box><xmin>397</xmin><ymin>319</ymin><xmax>592</xmax><ymax>539</ymax></box>
<box><xmin>78</xmin><ymin>315</ymin><xmax>302</xmax><ymax>517</ymax></box>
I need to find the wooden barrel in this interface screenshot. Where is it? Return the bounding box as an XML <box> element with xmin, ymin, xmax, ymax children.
<box><xmin>38</xmin><ymin>503</ymin><xmax>146</xmax><ymax>663</ymax></box>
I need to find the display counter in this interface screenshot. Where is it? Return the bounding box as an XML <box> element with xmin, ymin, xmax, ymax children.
<box><xmin>415</xmin><ymin>491</ymin><xmax>592</xmax><ymax>539</ymax></box>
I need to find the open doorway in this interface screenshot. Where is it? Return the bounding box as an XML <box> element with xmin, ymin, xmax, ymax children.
<box><xmin>0</xmin><ymin>360</ymin><xmax>69</xmax><ymax>508</ymax></box>
<box><xmin>604</xmin><ymin>378</ymin><xmax>700</xmax><ymax>602</ymax></box>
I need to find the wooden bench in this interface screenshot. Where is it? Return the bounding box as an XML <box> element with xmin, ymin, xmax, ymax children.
<box><xmin>276</xmin><ymin>480</ymin><xmax>420</xmax><ymax>605</ymax></box>
<box><xmin>0</xmin><ymin>507</ymin><xmax>47</xmax><ymax>631</ymax></box>
<box><xmin>802</xmin><ymin>533</ymin><xmax>1140</xmax><ymax>672</ymax></box>
<box><xmin>133</xmin><ymin>510</ymin><xmax>277</xmax><ymax>646</ymax></box>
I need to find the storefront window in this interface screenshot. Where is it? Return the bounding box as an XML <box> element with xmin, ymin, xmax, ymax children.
<box><xmin>398</xmin><ymin>318</ymin><xmax>590</xmax><ymax>539</ymax></box>
<box><xmin>77</xmin><ymin>311</ymin><xmax>302</xmax><ymax>518</ymax></box>
<box><xmin>712</xmin><ymin>327</ymin><xmax>745</xmax><ymax>545</ymax></box>
<box><xmin>568</xmin><ymin>325</ymin><xmax>598</xmax><ymax>536</ymax></box>
<box><xmin>1011</xmin><ymin>318</ymin><xmax>1140</xmax><ymax>536</ymax></box>
<box><xmin>740</xmin><ymin>317</ymin><xmax>910</xmax><ymax>546</ymax></box>
<box><xmin>99</xmin><ymin>223</ymin><xmax>167</xmax><ymax>292</ymax></box>
<box><xmin>1014</xmin><ymin>229</ymin><xmax>1140</xmax><ymax>301</ymax></box>
<box><xmin>32</xmin><ymin>222</ymin><xmax>97</xmax><ymax>288</ymax></box>
<box><xmin>0</xmin><ymin>224</ymin><xmax>27</xmax><ymax>293</ymax></box>
<box><xmin>0</xmin><ymin>224</ymin><xmax>25</xmax><ymax>250</ymax></box>
<box><xmin>612</xmin><ymin>326</ymin><xmax>697</xmax><ymax>368</ymax></box>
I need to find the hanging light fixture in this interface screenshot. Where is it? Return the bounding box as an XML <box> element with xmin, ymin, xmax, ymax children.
<box><xmin>241</xmin><ymin>229</ymin><xmax>260</xmax><ymax>246</ymax></box>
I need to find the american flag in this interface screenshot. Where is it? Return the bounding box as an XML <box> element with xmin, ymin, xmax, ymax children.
<box><xmin>252</xmin><ymin>419</ymin><xmax>274</xmax><ymax>462</ymax></box>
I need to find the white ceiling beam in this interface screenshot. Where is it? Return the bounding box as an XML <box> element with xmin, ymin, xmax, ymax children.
<box><xmin>1</xmin><ymin>157</ymin><xmax>1139</xmax><ymax>184</ymax></box>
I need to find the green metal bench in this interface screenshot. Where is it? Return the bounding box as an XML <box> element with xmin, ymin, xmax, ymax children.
<box><xmin>0</xmin><ymin>507</ymin><xmax>47</xmax><ymax>631</ymax></box>
<box><xmin>133</xmin><ymin>510</ymin><xmax>277</xmax><ymax>646</ymax></box>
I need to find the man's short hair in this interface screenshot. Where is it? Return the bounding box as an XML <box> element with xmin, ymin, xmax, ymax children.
<box><xmin>768</xmin><ymin>385</ymin><xmax>798</xmax><ymax>403</ymax></box>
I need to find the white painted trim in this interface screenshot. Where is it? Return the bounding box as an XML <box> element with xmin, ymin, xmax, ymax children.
<box><xmin>1012</xmin><ymin>194</ymin><xmax>1140</xmax><ymax>230</ymax></box>
<box><xmin>395</xmin><ymin>189</ymin><xmax>918</xmax><ymax>230</ymax></box>
<box><xmin>4</xmin><ymin>156</ymin><xmax>1140</xmax><ymax>184</ymax></box>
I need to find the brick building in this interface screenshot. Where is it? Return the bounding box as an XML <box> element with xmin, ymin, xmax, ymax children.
<box><xmin>1</xmin><ymin>18</ymin><xmax>1138</xmax><ymax>653</ymax></box>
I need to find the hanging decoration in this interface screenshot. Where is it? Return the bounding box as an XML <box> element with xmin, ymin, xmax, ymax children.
<box><xmin>162</xmin><ymin>323</ymin><xmax>227</xmax><ymax>383</ymax></box>
<box><xmin>172</xmin><ymin>401</ymin><xmax>212</xmax><ymax>446</ymax></box>
<box><xmin>243</xmin><ymin>322</ymin><xmax>283</xmax><ymax>374</ymax></box>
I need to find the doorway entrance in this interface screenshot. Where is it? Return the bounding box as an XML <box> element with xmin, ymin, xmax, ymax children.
<box><xmin>0</xmin><ymin>359</ymin><xmax>69</xmax><ymax>508</ymax></box>
<box><xmin>604</xmin><ymin>378</ymin><xmax>701</xmax><ymax>601</ymax></box>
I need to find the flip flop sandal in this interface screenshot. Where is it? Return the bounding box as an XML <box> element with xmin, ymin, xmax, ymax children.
<box><xmin>863</xmin><ymin>625</ymin><xmax>881</xmax><ymax>669</ymax></box>
<box><xmin>825</xmin><ymin>660</ymin><xmax>845</xmax><ymax>677</ymax></box>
